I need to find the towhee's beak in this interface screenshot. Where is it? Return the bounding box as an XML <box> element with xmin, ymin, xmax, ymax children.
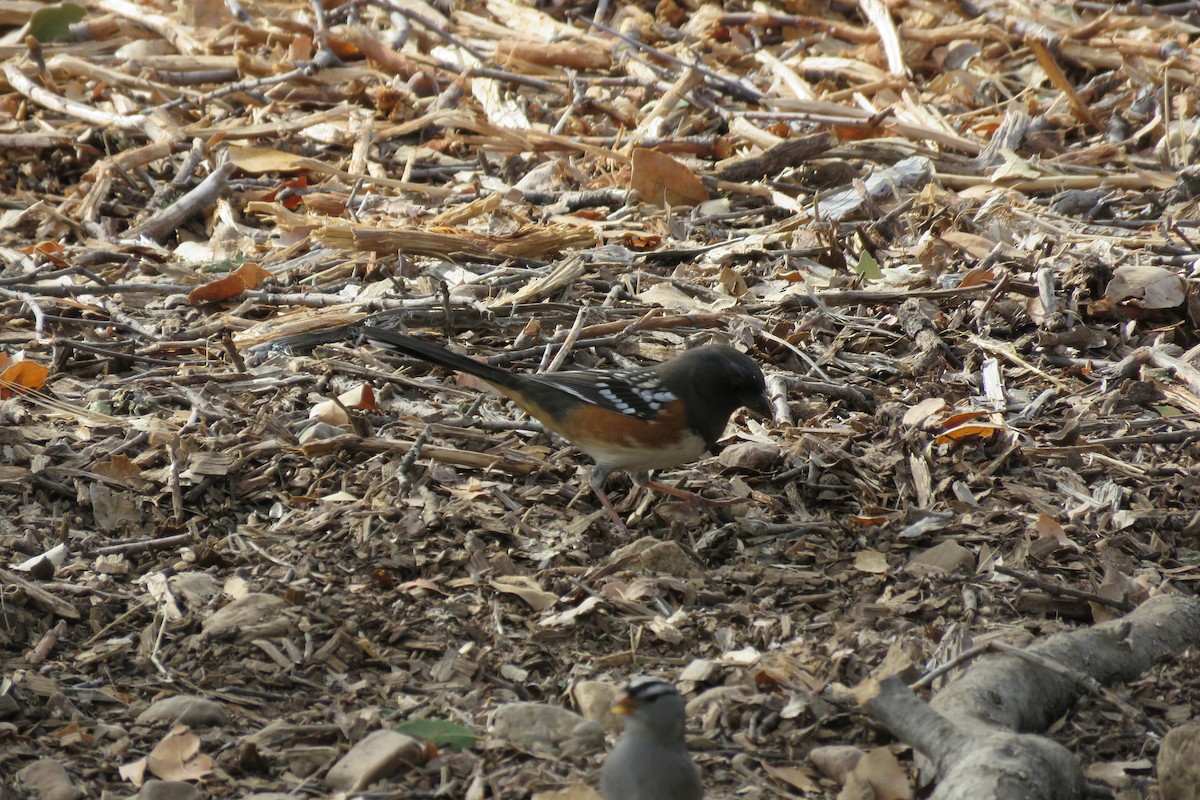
<box><xmin>748</xmin><ymin>390</ymin><xmax>772</xmax><ymax>419</ymax></box>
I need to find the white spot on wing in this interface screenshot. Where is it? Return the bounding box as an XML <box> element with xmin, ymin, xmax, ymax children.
<box><xmin>594</xmin><ymin>374</ymin><xmax>677</xmax><ymax>419</ymax></box>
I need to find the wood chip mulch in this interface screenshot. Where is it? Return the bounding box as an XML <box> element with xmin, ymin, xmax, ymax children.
<box><xmin>2</xmin><ymin>0</ymin><xmax>1199</xmax><ymax>797</ymax></box>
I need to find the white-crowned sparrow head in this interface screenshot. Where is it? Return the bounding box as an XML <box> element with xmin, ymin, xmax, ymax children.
<box><xmin>600</xmin><ymin>677</ymin><xmax>703</xmax><ymax>800</ymax></box>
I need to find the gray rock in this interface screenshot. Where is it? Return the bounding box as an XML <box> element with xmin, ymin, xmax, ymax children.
<box><xmin>907</xmin><ymin>540</ymin><xmax>975</xmax><ymax>576</ymax></box>
<box><xmin>717</xmin><ymin>441</ymin><xmax>781</xmax><ymax>471</ymax></box>
<box><xmin>573</xmin><ymin>681</ymin><xmax>620</xmax><ymax>732</ymax></box>
<box><xmin>135</xmin><ymin>781</ymin><xmax>202</xmax><ymax>800</ymax></box>
<box><xmin>16</xmin><ymin>759</ymin><xmax>79</xmax><ymax>800</ymax></box>
<box><xmin>324</xmin><ymin>730</ymin><xmax>427</xmax><ymax>791</ymax></box>
<box><xmin>135</xmin><ymin>695</ymin><xmax>229</xmax><ymax>728</ymax></box>
<box><xmin>491</xmin><ymin>702</ymin><xmax>606</xmax><ymax>753</ymax></box>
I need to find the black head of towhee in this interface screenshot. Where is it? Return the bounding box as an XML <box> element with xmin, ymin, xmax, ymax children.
<box><xmin>362</xmin><ymin>326</ymin><xmax>771</xmax><ymax>534</ymax></box>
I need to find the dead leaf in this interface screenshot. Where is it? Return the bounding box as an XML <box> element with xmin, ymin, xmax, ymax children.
<box><xmin>855</xmin><ymin>550</ymin><xmax>889</xmax><ymax>574</ymax></box>
<box><xmin>960</xmin><ymin>267</ymin><xmax>995</xmax><ymax>287</ymax></box>
<box><xmin>630</xmin><ymin>147</ymin><xmax>709</xmax><ymax>207</ymax></box>
<box><xmin>763</xmin><ymin>762</ymin><xmax>821</xmax><ymax>792</ymax></box>
<box><xmin>531</xmin><ymin>784</ymin><xmax>604</xmax><ymax>800</ymax></box>
<box><xmin>0</xmin><ymin>359</ymin><xmax>49</xmax><ymax>397</ymax></box>
<box><xmin>228</xmin><ymin>145</ymin><xmax>317</xmax><ymax>173</ymax></box>
<box><xmin>400</xmin><ymin>579</ymin><xmax>449</xmax><ymax>596</ymax></box>
<box><xmin>309</xmin><ymin>398</ymin><xmax>351</xmax><ymax>426</ymax></box>
<box><xmin>187</xmin><ymin>263</ymin><xmax>271</xmax><ymax>304</ymax></box>
<box><xmin>901</xmin><ymin>397</ymin><xmax>947</xmax><ymax>428</ymax></box>
<box><xmin>119</xmin><ymin>756</ymin><xmax>148</xmax><ymax>786</ymax></box>
<box><xmin>1105</xmin><ymin>265</ymin><xmax>1185</xmax><ymax>310</ymax></box>
<box><xmin>338</xmin><ymin>383</ymin><xmax>376</xmax><ymax>411</ymax></box>
<box><xmin>539</xmin><ymin>596</ymin><xmax>601</xmax><ymax>628</ymax></box>
<box><xmin>939</xmin><ymin>231</ymin><xmax>996</xmax><ymax>260</ymax></box>
<box><xmin>492</xmin><ymin>576</ymin><xmax>557</xmax><ymax>612</ymax></box>
<box><xmin>851</xmin><ymin>746</ymin><xmax>912</xmax><ymax>800</ymax></box>
<box><xmin>935</xmin><ymin>422</ymin><xmax>1000</xmax><ymax>444</ymax></box>
<box><xmin>940</xmin><ymin>410</ymin><xmax>989</xmax><ymax>428</ymax></box>
<box><xmin>147</xmin><ymin>727</ymin><xmax>213</xmax><ymax>782</ymax></box>
<box><xmin>91</xmin><ymin>454</ymin><xmax>145</xmax><ymax>484</ymax></box>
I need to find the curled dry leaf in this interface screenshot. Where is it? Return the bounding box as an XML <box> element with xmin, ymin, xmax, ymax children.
<box><xmin>187</xmin><ymin>263</ymin><xmax>271</xmax><ymax>304</ymax></box>
<box><xmin>935</xmin><ymin>421</ymin><xmax>1000</xmax><ymax>444</ymax></box>
<box><xmin>851</xmin><ymin>746</ymin><xmax>913</xmax><ymax>800</ymax></box>
<box><xmin>630</xmin><ymin>147</ymin><xmax>709</xmax><ymax>207</ymax></box>
<box><xmin>1105</xmin><ymin>265</ymin><xmax>1185</xmax><ymax>310</ymax></box>
<box><xmin>147</xmin><ymin>727</ymin><xmax>213</xmax><ymax>782</ymax></box>
<box><xmin>901</xmin><ymin>397</ymin><xmax>947</xmax><ymax>428</ymax></box>
<box><xmin>491</xmin><ymin>576</ymin><xmax>557</xmax><ymax>612</ymax></box>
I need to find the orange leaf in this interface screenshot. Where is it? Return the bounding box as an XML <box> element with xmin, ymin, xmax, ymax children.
<box><xmin>630</xmin><ymin>147</ymin><xmax>709</xmax><ymax>207</ymax></box>
<box><xmin>187</xmin><ymin>273</ymin><xmax>246</xmax><ymax>304</ymax></box>
<box><xmin>940</xmin><ymin>409</ymin><xmax>989</xmax><ymax>429</ymax></box>
<box><xmin>935</xmin><ymin>422</ymin><xmax>999</xmax><ymax>444</ymax></box>
<box><xmin>21</xmin><ymin>241</ymin><xmax>69</xmax><ymax>267</ymax></box>
<box><xmin>960</xmin><ymin>267</ymin><xmax>995</xmax><ymax>288</ymax></box>
<box><xmin>621</xmin><ymin>233</ymin><xmax>662</xmax><ymax>250</ymax></box>
<box><xmin>21</xmin><ymin>240</ymin><xmax>63</xmax><ymax>254</ymax></box>
<box><xmin>265</xmin><ymin>176</ymin><xmax>308</xmax><ymax>201</ymax></box>
<box><xmin>0</xmin><ymin>359</ymin><xmax>49</xmax><ymax>398</ymax></box>
<box><xmin>232</xmin><ymin>262</ymin><xmax>270</xmax><ymax>289</ymax></box>
<box><xmin>266</xmin><ymin>176</ymin><xmax>309</xmax><ymax>210</ymax></box>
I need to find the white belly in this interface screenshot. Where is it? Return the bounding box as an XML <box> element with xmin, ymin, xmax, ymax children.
<box><xmin>575</xmin><ymin>429</ymin><xmax>709</xmax><ymax>471</ymax></box>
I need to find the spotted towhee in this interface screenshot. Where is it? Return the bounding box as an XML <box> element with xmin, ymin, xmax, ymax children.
<box><xmin>362</xmin><ymin>326</ymin><xmax>772</xmax><ymax>534</ymax></box>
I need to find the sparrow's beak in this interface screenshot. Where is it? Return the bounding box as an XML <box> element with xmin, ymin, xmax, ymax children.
<box><xmin>612</xmin><ymin>694</ymin><xmax>635</xmax><ymax>716</ymax></box>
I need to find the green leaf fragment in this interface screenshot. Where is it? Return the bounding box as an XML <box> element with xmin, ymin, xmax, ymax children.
<box><xmin>854</xmin><ymin>250</ymin><xmax>883</xmax><ymax>280</ymax></box>
<box><xmin>29</xmin><ymin>3</ymin><xmax>86</xmax><ymax>43</ymax></box>
<box><xmin>393</xmin><ymin>719</ymin><xmax>479</xmax><ymax>752</ymax></box>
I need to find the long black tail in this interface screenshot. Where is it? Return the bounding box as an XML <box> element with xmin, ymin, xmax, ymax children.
<box><xmin>361</xmin><ymin>327</ymin><xmax>522</xmax><ymax>391</ymax></box>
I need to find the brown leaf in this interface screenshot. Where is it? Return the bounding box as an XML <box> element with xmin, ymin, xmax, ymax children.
<box><xmin>901</xmin><ymin>397</ymin><xmax>947</xmax><ymax>428</ymax></box>
<box><xmin>188</xmin><ymin>263</ymin><xmax>270</xmax><ymax>303</ymax></box>
<box><xmin>852</xmin><ymin>747</ymin><xmax>912</xmax><ymax>800</ymax></box>
<box><xmin>228</xmin><ymin>145</ymin><xmax>314</xmax><ymax>173</ymax></box>
<box><xmin>233</xmin><ymin>262</ymin><xmax>270</xmax><ymax>289</ymax></box>
<box><xmin>91</xmin><ymin>454</ymin><xmax>143</xmax><ymax>482</ymax></box>
<box><xmin>187</xmin><ymin>273</ymin><xmax>246</xmax><ymax>304</ymax></box>
<box><xmin>1105</xmin><ymin>265</ymin><xmax>1185</xmax><ymax>310</ymax></box>
<box><xmin>630</xmin><ymin>147</ymin><xmax>709</xmax><ymax>207</ymax></box>
<box><xmin>147</xmin><ymin>727</ymin><xmax>213</xmax><ymax>782</ymax></box>
<box><xmin>491</xmin><ymin>576</ymin><xmax>557</xmax><ymax>612</ymax></box>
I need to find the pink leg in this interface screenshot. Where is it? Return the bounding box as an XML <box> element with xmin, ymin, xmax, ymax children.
<box><xmin>589</xmin><ymin>466</ymin><xmax>631</xmax><ymax>536</ymax></box>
